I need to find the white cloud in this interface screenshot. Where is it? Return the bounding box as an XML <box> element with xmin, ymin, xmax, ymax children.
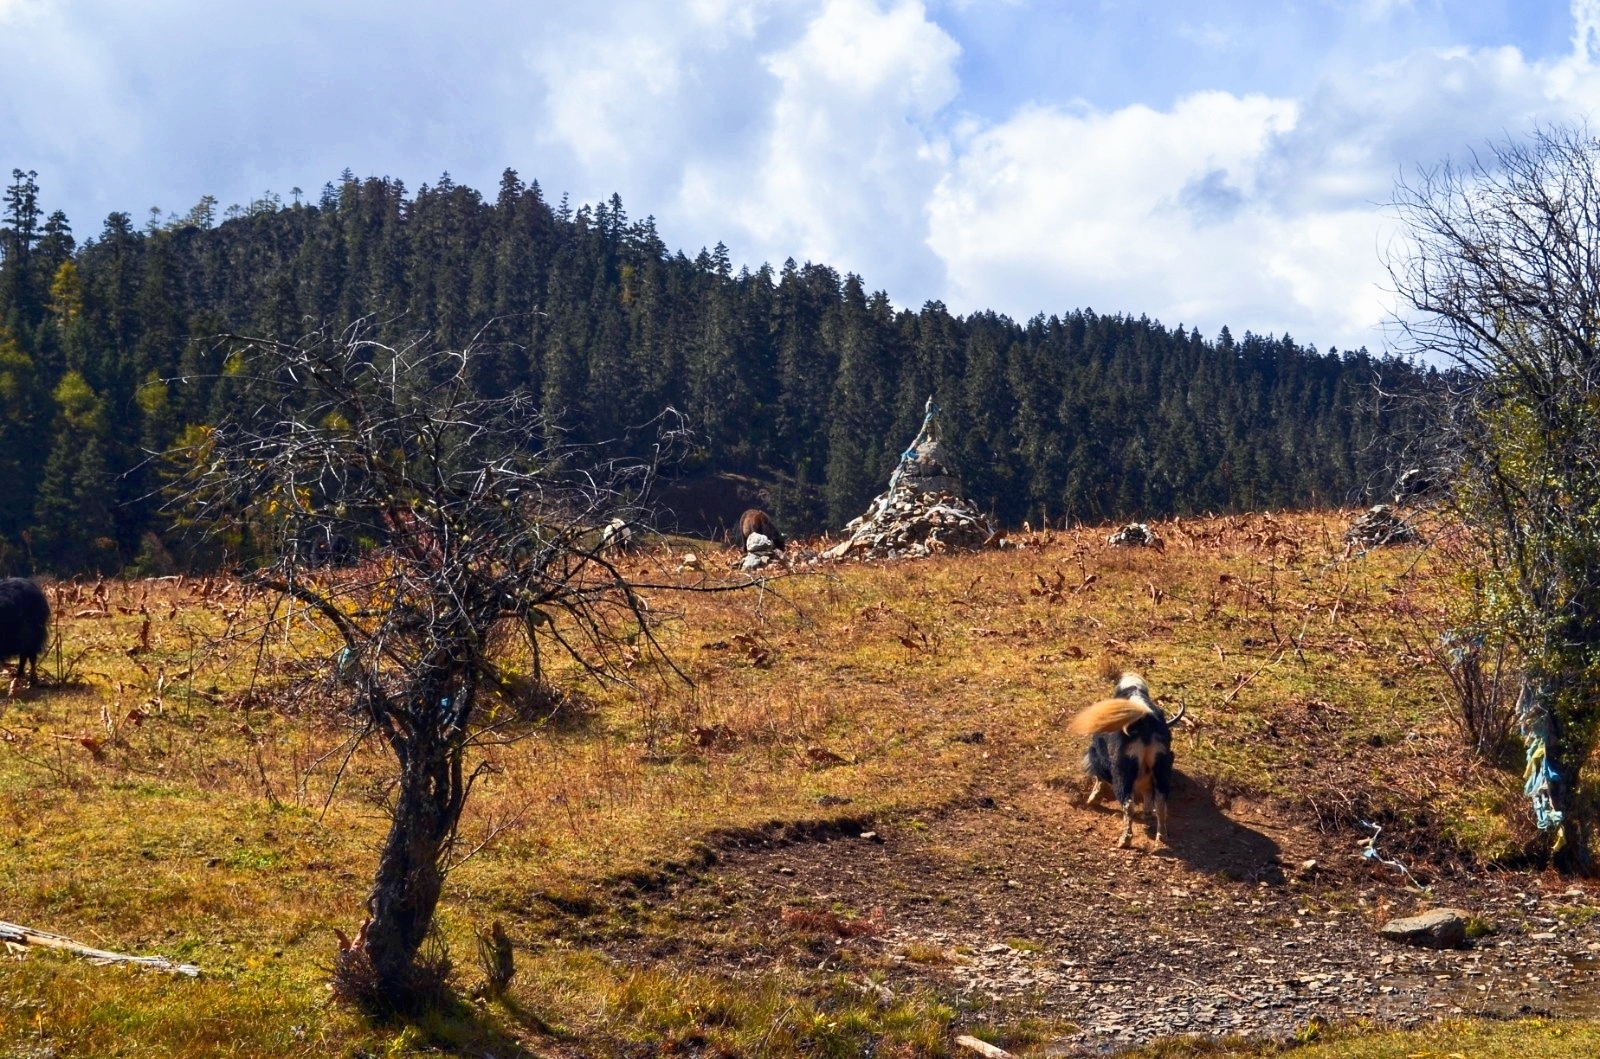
<box><xmin>1576</xmin><ymin>0</ymin><xmax>1600</xmax><ymax>60</ymax></box>
<box><xmin>691</xmin><ymin>0</ymin><xmax>959</xmax><ymax>281</ymax></box>
<box><xmin>12</xmin><ymin>0</ymin><xmax>1600</xmax><ymax>354</ymax></box>
<box><xmin>527</xmin><ymin>0</ymin><xmax>962</xmax><ymax>288</ymax></box>
<box><xmin>928</xmin><ymin>93</ymin><xmax>1340</xmax><ymax>337</ymax></box>
<box><xmin>528</xmin><ymin>0</ymin><xmax>778</xmax><ymax>170</ymax></box>
<box><xmin>926</xmin><ymin>6</ymin><xmax>1600</xmax><ymax>349</ymax></box>
<box><xmin>0</xmin><ymin>0</ymin><xmax>46</xmax><ymax>22</ymax></box>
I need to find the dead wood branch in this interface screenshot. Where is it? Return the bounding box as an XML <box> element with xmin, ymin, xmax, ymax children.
<box><xmin>0</xmin><ymin>920</ymin><xmax>200</xmax><ymax>976</ymax></box>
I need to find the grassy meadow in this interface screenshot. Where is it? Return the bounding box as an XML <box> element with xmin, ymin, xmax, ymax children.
<box><xmin>0</xmin><ymin>510</ymin><xmax>1581</xmax><ymax>1057</ymax></box>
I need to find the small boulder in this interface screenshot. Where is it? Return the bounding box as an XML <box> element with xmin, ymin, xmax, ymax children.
<box><xmin>1379</xmin><ymin>908</ymin><xmax>1470</xmax><ymax>949</ymax></box>
<box><xmin>1108</xmin><ymin>522</ymin><xmax>1160</xmax><ymax>548</ymax></box>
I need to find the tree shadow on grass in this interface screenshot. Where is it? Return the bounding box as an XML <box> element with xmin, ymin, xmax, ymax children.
<box><xmin>371</xmin><ymin>990</ymin><xmax>555</xmax><ymax>1058</ymax></box>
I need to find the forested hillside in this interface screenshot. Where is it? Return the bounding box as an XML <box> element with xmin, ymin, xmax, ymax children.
<box><xmin>0</xmin><ymin>167</ymin><xmax>1421</xmax><ymax>574</ymax></box>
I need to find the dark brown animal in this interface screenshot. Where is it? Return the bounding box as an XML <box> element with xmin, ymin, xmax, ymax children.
<box><xmin>0</xmin><ymin>577</ymin><xmax>50</xmax><ymax>685</ymax></box>
<box><xmin>737</xmin><ymin>508</ymin><xmax>784</xmax><ymax>551</ymax></box>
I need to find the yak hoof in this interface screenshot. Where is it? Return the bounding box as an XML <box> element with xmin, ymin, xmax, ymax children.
<box><xmin>1116</xmin><ymin>831</ymin><xmax>1132</xmax><ymax>849</ymax></box>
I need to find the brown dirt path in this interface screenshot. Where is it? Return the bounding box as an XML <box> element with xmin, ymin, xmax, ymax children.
<box><xmin>602</xmin><ymin>773</ymin><xmax>1600</xmax><ymax>1054</ymax></box>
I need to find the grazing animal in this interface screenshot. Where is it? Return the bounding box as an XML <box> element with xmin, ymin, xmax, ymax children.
<box><xmin>1068</xmin><ymin>672</ymin><xmax>1185</xmax><ymax>848</ymax></box>
<box><xmin>737</xmin><ymin>508</ymin><xmax>784</xmax><ymax>551</ymax></box>
<box><xmin>0</xmin><ymin>578</ymin><xmax>50</xmax><ymax>686</ymax></box>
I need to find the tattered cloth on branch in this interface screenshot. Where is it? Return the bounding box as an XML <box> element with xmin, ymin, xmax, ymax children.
<box><xmin>823</xmin><ymin>399</ymin><xmax>997</xmax><ymax>561</ymax></box>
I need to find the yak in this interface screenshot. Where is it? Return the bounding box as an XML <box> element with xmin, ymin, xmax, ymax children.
<box><xmin>0</xmin><ymin>578</ymin><xmax>50</xmax><ymax>686</ymax></box>
<box><xmin>737</xmin><ymin>508</ymin><xmax>784</xmax><ymax>551</ymax></box>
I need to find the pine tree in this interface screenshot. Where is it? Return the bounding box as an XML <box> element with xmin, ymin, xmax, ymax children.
<box><xmin>32</xmin><ymin>371</ymin><xmax>116</xmax><ymax>572</ymax></box>
<box><xmin>0</xmin><ymin>326</ymin><xmax>41</xmax><ymax>566</ymax></box>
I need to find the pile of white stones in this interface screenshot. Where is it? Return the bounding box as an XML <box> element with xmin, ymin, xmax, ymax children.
<box><xmin>738</xmin><ymin>531</ymin><xmax>782</xmax><ymax>571</ymax></box>
<box><xmin>1107</xmin><ymin>522</ymin><xmax>1160</xmax><ymax>548</ymax></box>
<box><xmin>1345</xmin><ymin>504</ymin><xmax>1419</xmax><ymax>547</ymax></box>
<box><xmin>822</xmin><ymin>487</ymin><xmax>995</xmax><ymax>561</ymax></box>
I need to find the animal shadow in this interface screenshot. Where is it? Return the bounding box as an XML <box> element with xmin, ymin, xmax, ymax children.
<box><xmin>1147</xmin><ymin>771</ymin><xmax>1284</xmax><ymax>882</ymax></box>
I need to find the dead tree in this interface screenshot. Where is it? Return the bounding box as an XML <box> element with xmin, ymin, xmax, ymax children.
<box><xmin>1390</xmin><ymin>124</ymin><xmax>1600</xmax><ymax>868</ymax></box>
<box><xmin>174</xmin><ymin>323</ymin><xmax>683</xmax><ymax>1006</ymax></box>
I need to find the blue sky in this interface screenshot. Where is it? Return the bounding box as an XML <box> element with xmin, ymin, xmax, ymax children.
<box><xmin>3</xmin><ymin>0</ymin><xmax>1598</xmax><ymax>351</ymax></box>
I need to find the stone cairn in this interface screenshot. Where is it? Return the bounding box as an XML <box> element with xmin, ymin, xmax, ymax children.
<box><xmin>1345</xmin><ymin>504</ymin><xmax>1419</xmax><ymax>548</ymax></box>
<box><xmin>823</xmin><ymin>399</ymin><xmax>996</xmax><ymax>561</ymax></box>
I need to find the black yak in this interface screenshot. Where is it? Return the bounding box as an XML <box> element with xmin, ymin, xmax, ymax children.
<box><xmin>0</xmin><ymin>578</ymin><xmax>50</xmax><ymax>686</ymax></box>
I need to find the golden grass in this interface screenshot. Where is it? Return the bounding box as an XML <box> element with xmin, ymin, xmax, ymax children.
<box><xmin>0</xmin><ymin>511</ymin><xmax>1584</xmax><ymax>1055</ymax></box>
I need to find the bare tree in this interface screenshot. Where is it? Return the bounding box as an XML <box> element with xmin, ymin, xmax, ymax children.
<box><xmin>1390</xmin><ymin>124</ymin><xmax>1600</xmax><ymax>868</ymax></box>
<box><xmin>175</xmin><ymin>323</ymin><xmax>684</xmax><ymax>1004</ymax></box>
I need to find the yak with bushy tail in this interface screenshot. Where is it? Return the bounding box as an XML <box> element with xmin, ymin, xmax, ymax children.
<box><xmin>1068</xmin><ymin>672</ymin><xmax>1185</xmax><ymax>848</ymax></box>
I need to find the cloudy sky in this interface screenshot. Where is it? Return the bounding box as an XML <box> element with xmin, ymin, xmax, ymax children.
<box><xmin>2</xmin><ymin>0</ymin><xmax>1598</xmax><ymax>351</ymax></box>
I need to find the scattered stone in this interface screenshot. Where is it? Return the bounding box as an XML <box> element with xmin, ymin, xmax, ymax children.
<box><xmin>823</xmin><ymin>488</ymin><xmax>995</xmax><ymax>562</ymax></box>
<box><xmin>735</xmin><ymin>530</ymin><xmax>783</xmax><ymax>571</ymax></box>
<box><xmin>1107</xmin><ymin>522</ymin><xmax>1160</xmax><ymax>548</ymax></box>
<box><xmin>1380</xmin><ymin>908</ymin><xmax>1470</xmax><ymax>949</ymax></box>
<box><xmin>1345</xmin><ymin>505</ymin><xmax>1419</xmax><ymax>547</ymax></box>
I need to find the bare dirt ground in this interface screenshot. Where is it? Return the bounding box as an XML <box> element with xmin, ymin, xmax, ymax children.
<box><xmin>591</xmin><ymin>772</ymin><xmax>1600</xmax><ymax>1055</ymax></box>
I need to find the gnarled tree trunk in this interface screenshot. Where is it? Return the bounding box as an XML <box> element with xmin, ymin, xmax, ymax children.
<box><xmin>363</xmin><ymin>739</ymin><xmax>461</xmax><ymax>999</ymax></box>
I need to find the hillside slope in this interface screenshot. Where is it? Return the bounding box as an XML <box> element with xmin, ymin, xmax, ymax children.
<box><xmin>2</xmin><ymin>511</ymin><xmax>1587</xmax><ymax>1056</ymax></box>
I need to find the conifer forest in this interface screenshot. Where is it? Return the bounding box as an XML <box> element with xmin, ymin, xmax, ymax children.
<box><xmin>0</xmin><ymin>167</ymin><xmax>1420</xmax><ymax>575</ymax></box>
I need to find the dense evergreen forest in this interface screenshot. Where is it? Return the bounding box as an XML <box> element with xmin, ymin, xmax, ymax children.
<box><xmin>0</xmin><ymin>166</ymin><xmax>1421</xmax><ymax>575</ymax></box>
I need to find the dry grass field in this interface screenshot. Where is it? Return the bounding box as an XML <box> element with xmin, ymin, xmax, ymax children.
<box><xmin>2</xmin><ymin>510</ymin><xmax>1596</xmax><ymax>1057</ymax></box>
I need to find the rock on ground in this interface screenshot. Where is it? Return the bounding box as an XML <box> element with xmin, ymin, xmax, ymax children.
<box><xmin>1380</xmin><ymin>908</ymin><xmax>1470</xmax><ymax>949</ymax></box>
<box><xmin>1108</xmin><ymin>523</ymin><xmax>1160</xmax><ymax>548</ymax></box>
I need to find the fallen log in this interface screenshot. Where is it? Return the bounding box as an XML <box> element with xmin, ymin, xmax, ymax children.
<box><xmin>0</xmin><ymin>919</ymin><xmax>201</xmax><ymax>976</ymax></box>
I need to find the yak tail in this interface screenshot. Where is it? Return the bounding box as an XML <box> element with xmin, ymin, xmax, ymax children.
<box><xmin>1068</xmin><ymin>697</ymin><xmax>1155</xmax><ymax>737</ymax></box>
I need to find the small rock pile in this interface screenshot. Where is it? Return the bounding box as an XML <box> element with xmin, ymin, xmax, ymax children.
<box><xmin>1107</xmin><ymin>522</ymin><xmax>1160</xmax><ymax>548</ymax></box>
<box><xmin>1345</xmin><ymin>504</ymin><xmax>1418</xmax><ymax>547</ymax></box>
<box><xmin>823</xmin><ymin>398</ymin><xmax>996</xmax><ymax>561</ymax></box>
<box><xmin>738</xmin><ymin>532</ymin><xmax>781</xmax><ymax>572</ymax></box>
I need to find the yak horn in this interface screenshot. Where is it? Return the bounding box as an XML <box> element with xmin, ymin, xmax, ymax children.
<box><xmin>1167</xmin><ymin>703</ymin><xmax>1187</xmax><ymax>727</ymax></box>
